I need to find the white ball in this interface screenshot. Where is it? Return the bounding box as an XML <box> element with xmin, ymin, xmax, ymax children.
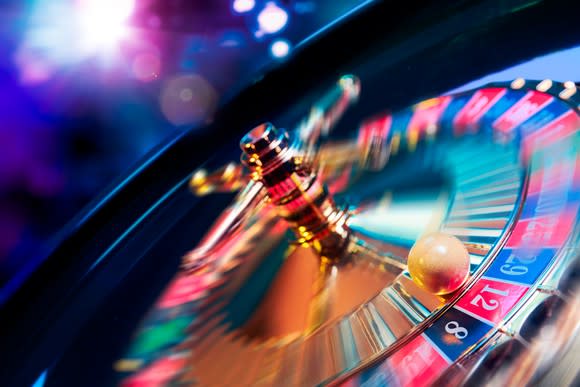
<box><xmin>408</xmin><ymin>232</ymin><xmax>470</xmax><ymax>295</ymax></box>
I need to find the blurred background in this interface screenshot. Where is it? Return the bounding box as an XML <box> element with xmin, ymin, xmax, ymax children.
<box><xmin>0</xmin><ymin>0</ymin><xmax>367</xmax><ymax>301</ymax></box>
<box><xmin>1</xmin><ymin>0</ymin><xmax>579</xmax><ymax>303</ymax></box>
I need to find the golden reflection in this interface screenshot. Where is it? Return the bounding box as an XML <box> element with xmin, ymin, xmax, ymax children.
<box><xmin>241</xmin><ymin>244</ymin><xmax>394</xmax><ymax>341</ymax></box>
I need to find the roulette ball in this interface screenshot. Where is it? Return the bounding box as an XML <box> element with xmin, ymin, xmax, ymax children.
<box><xmin>2</xmin><ymin>0</ymin><xmax>580</xmax><ymax>386</ymax></box>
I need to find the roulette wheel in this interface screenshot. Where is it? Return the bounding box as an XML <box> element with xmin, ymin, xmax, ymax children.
<box><xmin>2</xmin><ymin>0</ymin><xmax>580</xmax><ymax>385</ymax></box>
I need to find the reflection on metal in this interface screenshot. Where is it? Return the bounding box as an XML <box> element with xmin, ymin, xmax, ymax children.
<box><xmin>189</xmin><ymin>75</ymin><xmax>360</xmax><ymax>196</ymax></box>
<box><xmin>298</xmin><ymin>74</ymin><xmax>360</xmax><ymax>168</ymax></box>
<box><xmin>240</xmin><ymin>122</ymin><xmax>350</xmax><ymax>258</ymax></box>
<box><xmin>511</xmin><ymin>77</ymin><xmax>526</xmax><ymax>89</ymax></box>
<box><xmin>189</xmin><ymin>163</ymin><xmax>248</xmax><ymax>195</ymax></box>
<box><xmin>559</xmin><ymin>86</ymin><xmax>577</xmax><ymax>100</ymax></box>
<box><xmin>182</xmin><ymin>180</ymin><xmax>267</xmax><ymax>271</ymax></box>
<box><xmin>564</xmin><ymin>80</ymin><xmax>576</xmax><ymax>90</ymax></box>
<box><xmin>536</xmin><ymin>79</ymin><xmax>553</xmax><ymax>92</ymax></box>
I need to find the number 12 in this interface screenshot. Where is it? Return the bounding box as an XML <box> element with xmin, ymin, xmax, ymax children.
<box><xmin>470</xmin><ymin>284</ymin><xmax>508</xmax><ymax>311</ymax></box>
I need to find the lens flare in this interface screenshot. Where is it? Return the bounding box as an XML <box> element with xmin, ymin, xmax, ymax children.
<box><xmin>257</xmin><ymin>2</ymin><xmax>288</xmax><ymax>34</ymax></box>
<box><xmin>159</xmin><ymin>74</ymin><xmax>218</xmax><ymax>126</ymax></box>
<box><xmin>270</xmin><ymin>39</ymin><xmax>291</xmax><ymax>58</ymax></box>
<box><xmin>132</xmin><ymin>52</ymin><xmax>161</xmax><ymax>82</ymax></box>
<box><xmin>14</xmin><ymin>0</ymin><xmax>136</xmax><ymax>83</ymax></box>
<box><xmin>76</xmin><ymin>0</ymin><xmax>135</xmax><ymax>52</ymax></box>
<box><xmin>233</xmin><ymin>0</ymin><xmax>255</xmax><ymax>13</ymax></box>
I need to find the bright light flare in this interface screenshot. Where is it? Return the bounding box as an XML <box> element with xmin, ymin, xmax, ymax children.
<box><xmin>270</xmin><ymin>39</ymin><xmax>290</xmax><ymax>58</ymax></box>
<box><xmin>14</xmin><ymin>0</ymin><xmax>136</xmax><ymax>84</ymax></box>
<box><xmin>233</xmin><ymin>0</ymin><xmax>255</xmax><ymax>13</ymax></box>
<box><xmin>76</xmin><ymin>0</ymin><xmax>135</xmax><ymax>53</ymax></box>
<box><xmin>257</xmin><ymin>2</ymin><xmax>288</xmax><ymax>34</ymax></box>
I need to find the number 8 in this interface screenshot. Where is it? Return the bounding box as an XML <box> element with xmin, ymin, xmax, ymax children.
<box><xmin>445</xmin><ymin>321</ymin><xmax>468</xmax><ymax>339</ymax></box>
